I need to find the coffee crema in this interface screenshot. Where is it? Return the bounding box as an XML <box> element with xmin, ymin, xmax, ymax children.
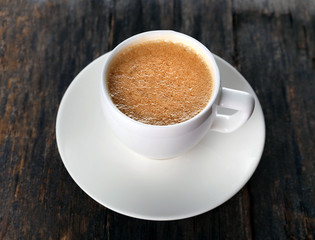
<box><xmin>106</xmin><ymin>40</ymin><xmax>214</xmax><ymax>125</ymax></box>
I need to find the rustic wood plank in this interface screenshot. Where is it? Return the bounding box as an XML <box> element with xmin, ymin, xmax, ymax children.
<box><xmin>0</xmin><ymin>0</ymin><xmax>113</xmax><ymax>239</ymax></box>
<box><xmin>232</xmin><ymin>0</ymin><xmax>315</xmax><ymax>239</ymax></box>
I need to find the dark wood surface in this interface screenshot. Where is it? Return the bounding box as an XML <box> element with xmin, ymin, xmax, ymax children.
<box><xmin>1</xmin><ymin>0</ymin><xmax>314</xmax><ymax>239</ymax></box>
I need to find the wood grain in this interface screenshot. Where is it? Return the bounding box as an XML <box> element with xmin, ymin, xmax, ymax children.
<box><xmin>0</xmin><ymin>0</ymin><xmax>314</xmax><ymax>239</ymax></box>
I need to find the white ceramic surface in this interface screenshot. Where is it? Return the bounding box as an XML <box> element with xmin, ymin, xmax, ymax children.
<box><xmin>100</xmin><ymin>31</ymin><xmax>255</xmax><ymax>159</ymax></box>
<box><xmin>56</xmin><ymin>53</ymin><xmax>265</xmax><ymax>221</ymax></box>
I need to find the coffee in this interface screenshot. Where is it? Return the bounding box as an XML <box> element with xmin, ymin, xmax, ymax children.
<box><xmin>106</xmin><ymin>40</ymin><xmax>214</xmax><ymax>125</ymax></box>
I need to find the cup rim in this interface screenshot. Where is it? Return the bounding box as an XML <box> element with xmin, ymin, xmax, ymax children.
<box><xmin>101</xmin><ymin>30</ymin><xmax>220</xmax><ymax>128</ymax></box>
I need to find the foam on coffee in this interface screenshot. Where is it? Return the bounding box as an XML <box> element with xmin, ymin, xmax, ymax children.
<box><xmin>106</xmin><ymin>40</ymin><xmax>214</xmax><ymax>125</ymax></box>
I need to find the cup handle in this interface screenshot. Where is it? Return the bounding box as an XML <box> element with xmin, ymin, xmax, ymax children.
<box><xmin>210</xmin><ymin>87</ymin><xmax>255</xmax><ymax>133</ymax></box>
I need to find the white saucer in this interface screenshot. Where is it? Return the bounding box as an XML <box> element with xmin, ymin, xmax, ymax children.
<box><xmin>56</xmin><ymin>53</ymin><xmax>265</xmax><ymax>221</ymax></box>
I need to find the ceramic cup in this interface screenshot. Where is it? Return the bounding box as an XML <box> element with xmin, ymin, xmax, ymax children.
<box><xmin>100</xmin><ymin>30</ymin><xmax>255</xmax><ymax>159</ymax></box>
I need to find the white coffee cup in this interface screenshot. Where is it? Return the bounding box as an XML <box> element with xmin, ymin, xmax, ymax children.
<box><xmin>100</xmin><ymin>30</ymin><xmax>255</xmax><ymax>159</ymax></box>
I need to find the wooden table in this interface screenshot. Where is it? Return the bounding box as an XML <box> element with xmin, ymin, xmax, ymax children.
<box><xmin>1</xmin><ymin>0</ymin><xmax>314</xmax><ymax>239</ymax></box>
